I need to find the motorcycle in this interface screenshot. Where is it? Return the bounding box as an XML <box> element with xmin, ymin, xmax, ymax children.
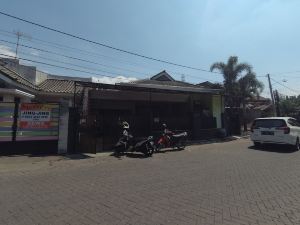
<box><xmin>156</xmin><ymin>131</ymin><xmax>188</xmax><ymax>151</ymax></box>
<box><xmin>114</xmin><ymin>134</ymin><xmax>155</xmax><ymax>157</ymax></box>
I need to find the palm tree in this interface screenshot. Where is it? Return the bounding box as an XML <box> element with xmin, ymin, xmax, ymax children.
<box><xmin>238</xmin><ymin>72</ymin><xmax>264</xmax><ymax>131</ymax></box>
<box><xmin>210</xmin><ymin>56</ymin><xmax>263</xmax><ymax>133</ymax></box>
<box><xmin>210</xmin><ymin>56</ymin><xmax>252</xmax><ymax>107</ymax></box>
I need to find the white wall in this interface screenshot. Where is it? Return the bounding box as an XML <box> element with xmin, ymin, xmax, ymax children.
<box><xmin>57</xmin><ymin>99</ymin><xmax>69</xmax><ymax>154</ymax></box>
<box><xmin>212</xmin><ymin>95</ymin><xmax>222</xmax><ymax>128</ymax></box>
<box><xmin>2</xmin><ymin>94</ymin><xmax>31</xmax><ymax>103</ymax></box>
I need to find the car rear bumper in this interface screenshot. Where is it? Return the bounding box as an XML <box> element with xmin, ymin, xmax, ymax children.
<box><xmin>251</xmin><ymin>140</ymin><xmax>292</xmax><ymax>145</ymax></box>
<box><xmin>250</xmin><ymin>134</ymin><xmax>295</xmax><ymax>145</ymax></box>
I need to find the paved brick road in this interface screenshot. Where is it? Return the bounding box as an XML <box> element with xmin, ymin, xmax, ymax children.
<box><xmin>1</xmin><ymin>139</ymin><xmax>300</xmax><ymax>225</ymax></box>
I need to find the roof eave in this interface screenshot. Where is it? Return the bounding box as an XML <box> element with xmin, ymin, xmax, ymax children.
<box><xmin>117</xmin><ymin>82</ymin><xmax>222</xmax><ymax>94</ymax></box>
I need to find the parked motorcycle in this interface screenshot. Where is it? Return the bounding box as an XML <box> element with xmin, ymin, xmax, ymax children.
<box><xmin>114</xmin><ymin>135</ymin><xmax>155</xmax><ymax>157</ymax></box>
<box><xmin>156</xmin><ymin>131</ymin><xmax>188</xmax><ymax>151</ymax></box>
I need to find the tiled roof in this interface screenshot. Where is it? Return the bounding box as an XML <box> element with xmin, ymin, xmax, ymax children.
<box><xmin>38</xmin><ymin>79</ymin><xmax>75</xmax><ymax>94</ymax></box>
<box><xmin>0</xmin><ymin>63</ymin><xmax>39</xmax><ymax>90</ymax></box>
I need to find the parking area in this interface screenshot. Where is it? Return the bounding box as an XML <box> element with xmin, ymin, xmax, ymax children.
<box><xmin>1</xmin><ymin>139</ymin><xmax>300</xmax><ymax>225</ymax></box>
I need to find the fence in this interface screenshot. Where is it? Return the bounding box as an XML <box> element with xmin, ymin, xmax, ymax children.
<box><xmin>0</xmin><ymin>102</ymin><xmax>60</xmax><ymax>154</ymax></box>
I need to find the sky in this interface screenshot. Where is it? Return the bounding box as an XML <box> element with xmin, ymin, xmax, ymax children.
<box><xmin>0</xmin><ymin>0</ymin><xmax>300</xmax><ymax>96</ymax></box>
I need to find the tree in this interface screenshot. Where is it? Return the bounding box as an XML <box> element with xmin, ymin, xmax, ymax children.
<box><xmin>279</xmin><ymin>95</ymin><xmax>300</xmax><ymax>117</ymax></box>
<box><xmin>238</xmin><ymin>73</ymin><xmax>264</xmax><ymax>131</ymax></box>
<box><xmin>210</xmin><ymin>56</ymin><xmax>252</xmax><ymax>107</ymax></box>
<box><xmin>210</xmin><ymin>56</ymin><xmax>263</xmax><ymax>132</ymax></box>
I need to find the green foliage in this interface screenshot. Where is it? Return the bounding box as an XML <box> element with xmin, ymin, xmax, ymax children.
<box><xmin>210</xmin><ymin>56</ymin><xmax>264</xmax><ymax>107</ymax></box>
<box><xmin>279</xmin><ymin>95</ymin><xmax>300</xmax><ymax>117</ymax></box>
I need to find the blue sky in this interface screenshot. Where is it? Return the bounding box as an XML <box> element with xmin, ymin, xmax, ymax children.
<box><xmin>1</xmin><ymin>0</ymin><xmax>300</xmax><ymax>96</ymax></box>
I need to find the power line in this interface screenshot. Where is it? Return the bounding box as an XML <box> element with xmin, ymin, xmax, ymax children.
<box><xmin>0</xmin><ymin>29</ymin><xmax>159</xmax><ymax>73</ymax></box>
<box><xmin>0</xmin><ymin>29</ymin><xmax>220</xmax><ymax>83</ymax></box>
<box><xmin>270</xmin><ymin>78</ymin><xmax>299</xmax><ymax>95</ymax></box>
<box><xmin>0</xmin><ymin>11</ymin><xmax>222</xmax><ymax>74</ymax></box>
<box><xmin>0</xmin><ymin>53</ymin><xmax>119</xmax><ymax>78</ymax></box>
<box><xmin>0</xmin><ymin>39</ymin><xmax>149</xmax><ymax>77</ymax></box>
<box><xmin>0</xmin><ymin>33</ymin><xmax>221</xmax><ymax>83</ymax></box>
<box><xmin>16</xmin><ymin>49</ymin><xmax>140</xmax><ymax>78</ymax></box>
<box><xmin>6</xmin><ymin>39</ymin><xmax>218</xmax><ymax>83</ymax></box>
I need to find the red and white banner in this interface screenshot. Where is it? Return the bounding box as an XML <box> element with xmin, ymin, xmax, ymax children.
<box><xmin>19</xmin><ymin>104</ymin><xmax>51</xmax><ymax>129</ymax></box>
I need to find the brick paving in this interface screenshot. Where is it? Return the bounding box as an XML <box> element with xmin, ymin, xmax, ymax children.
<box><xmin>1</xmin><ymin>139</ymin><xmax>300</xmax><ymax>224</ymax></box>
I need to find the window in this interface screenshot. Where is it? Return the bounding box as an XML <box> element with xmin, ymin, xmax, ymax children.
<box><xmin>288</xmin><ymin>119</ymin><xmax>300</xmax><ymax>127</ymax></box>
<box><xmin>253</xmin><ymin>119</ymin><xmax>286</xmax><ymax>128</ymax></box>
<box><xmin>0</xmin><ymin>96</ymin><xmax>3</xmax><ymax>102</ymax></box>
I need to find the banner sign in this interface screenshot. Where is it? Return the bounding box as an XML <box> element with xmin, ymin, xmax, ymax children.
<box><xmin>19</xmin><ymin>104</ymin><xmax>52</xmax><ymax>129</ymax></box>
<box><xmin>17</xmin><ymin>103</ymin><xmax>59</xmax><ymax>141</ymax></box>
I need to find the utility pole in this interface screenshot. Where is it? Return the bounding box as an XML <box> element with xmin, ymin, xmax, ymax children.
<box><xmin>267</xmin><ymin>74</ymin><xmax>276</xmax><ymax>116</ymax></box>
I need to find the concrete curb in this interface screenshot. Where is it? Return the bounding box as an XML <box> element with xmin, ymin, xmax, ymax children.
<box><xmin>186</xmin><ymin>135</ymin><xmax>250</xmax><ymax>146</ymax></box>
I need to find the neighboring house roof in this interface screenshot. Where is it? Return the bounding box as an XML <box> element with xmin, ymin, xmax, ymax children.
<box><xmin>38</xmin><ymin>79</ymin><xmax>75</xmax><ymax>94</ymax></box>
<box><xmin>197</xmin><ymin>81</ymin><xmax>223</xmax><ymax>89</ymax></box>
<box><xmin>246</xmin><ymin>95</ymin><xmax>271</xmax><ymax>103</ymax></box>
<box><xmin>132</xmin><ymin>70</ymin><xmax>195</xmax><ymax>87</ymax></box>
<box><xmin>246</xmin><ymin>103</ymin><xmax>272</xmax><ymax>111</ymax></box>
<box><xmin>0</xmin><ymin>63</ymin><xmax>39</xmax><ymax>90</ymax></box>
<box><xmin>0</xmin><ymin>65</ymin><xmax>222</xmax><ymax>96</ymax></box>
<box><xmin>121</xmin><ymin>71</ymin><xmax>222</xmax><ymax>94</ymax></box>
<box><xmin>0</xmin><ymin>62</ymin><xmax>77</xmax><ymax>95</ymax></box>
<box><xmin>150</xmin><ymin>70</ymin><xmax>175</xmax><ymax>81</ymax></box>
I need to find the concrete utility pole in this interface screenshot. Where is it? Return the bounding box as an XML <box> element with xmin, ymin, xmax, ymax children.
<box><xmin>267</xmin><ymin>74</ymin><xmax>276</xmax><ymax>116</ymax></box>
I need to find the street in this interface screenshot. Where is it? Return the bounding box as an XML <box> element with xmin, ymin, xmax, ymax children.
<box><xmin>1</xmin><ymin>139</ymin><xmax>300</xmax><ymax>225</ymax></box>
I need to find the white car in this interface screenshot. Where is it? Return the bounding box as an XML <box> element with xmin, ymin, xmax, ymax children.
<box><xmin>250</xmin><ymin>117</ymin><xmax>300</xmax><ymax>150</ymax></box>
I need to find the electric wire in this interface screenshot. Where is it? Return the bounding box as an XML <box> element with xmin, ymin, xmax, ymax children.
<box><xmin>0</xmin><ymin>53</ymin><xmax>118</xmax><ymax>78</ymax></box>
<box><xmin>0</xmin><ymin>11</ymin><xmax>223</xmax><ymax>74</ymax></box>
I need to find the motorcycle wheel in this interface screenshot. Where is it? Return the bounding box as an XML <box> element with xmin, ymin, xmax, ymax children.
<box><xmin>175</xmin><ymin>141</ymin><xmax>186</xmax><ymax>150</ymax></box>
<box><xmin>145</xmin><ymin>142</ymin><xmax>154</xmax><ymax>157</ymax></box>
<box><xmin>180</xmin><ymin>139</ymin><xmax>187</xmax><ymax>150</ymax></box>
<box><xmin>156</xmin><ymin>143</ymin><xmax>163</xmax><ymax>152</ymax></box>
<box><xmin>114</xmin><ymin>143</ymin><xmax>125</xmax><ymax>155</ymax></box>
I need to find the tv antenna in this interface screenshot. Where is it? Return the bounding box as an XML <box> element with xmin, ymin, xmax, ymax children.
<box><xmin>13</xmin><ymin>30</ymin><xmax>31</xmax><ymax>59</ymax></box>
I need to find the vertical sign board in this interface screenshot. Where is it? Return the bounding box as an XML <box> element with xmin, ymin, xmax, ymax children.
<box><xmin>17</xmin><ymin>103</ymin><xmax>59</xmax><ymax>141</ymax></box>
<box><xmin>0</xmin><ymin>102</ymin><xmax>15</xmax><ymax>142</ymax></box>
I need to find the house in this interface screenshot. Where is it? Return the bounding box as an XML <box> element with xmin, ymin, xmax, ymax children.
<box><xmin>0</xmin><ymin>58</ymin><xmax>225</xmax><ymax>155</ymax></box>
<box><xmin>0</xmin><ymin>60</ymin><xmax>77</xmax><ymax>154</ymax></box>
<box><xmin>74</xmin><ymin>71</ymin><xmax>225</xmax><ymax>153</ymax></box>
<box><xmin>245</xmin><ymin>96</ymin><xmax>273</xmax><ymax>122</ymax></box>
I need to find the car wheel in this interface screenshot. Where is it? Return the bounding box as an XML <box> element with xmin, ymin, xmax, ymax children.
<box><xmin>295</xmin><ymin>138</ymin><xmax>300</xmax><ymax>151</ymax></box>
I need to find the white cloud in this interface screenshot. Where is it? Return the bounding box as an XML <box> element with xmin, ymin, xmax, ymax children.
<box><xmin>91</xmin><ymin>76</ymin><xmax>138</xmax><ymax>84</ymax></box>
<box><xmin>0</xmin><ymin>45</ymin><xmax>16</xmax><ymax>58</ymax></box>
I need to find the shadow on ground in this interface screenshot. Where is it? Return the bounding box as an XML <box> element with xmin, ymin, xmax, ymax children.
<box><xmin>248</xmin><ymin>144</ymin><xmax>298</xmax><ymax>153</ymax></box>
<box><xmin>63</xmin><ymin>154</ymin><xmax>93</xmax><ymax>160</ymax></box>
<box><xmin>154</xmin><ymin>147</ymin><xmax>185</xmax><ymax>154</ymax></box>
<box><xmin>186</xmin><ymin>136</ymin><xmax>241</xmax><ymax>147</ymax></box>
<box><xmin>0</xmin><ymin>153</ymin><xmax>93</xmax><ymax>161</ymax></box>
<box><xmin>110</xmin><ymin>152</ymin><xmax>152</xmax><ymax>159</ymax></box>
